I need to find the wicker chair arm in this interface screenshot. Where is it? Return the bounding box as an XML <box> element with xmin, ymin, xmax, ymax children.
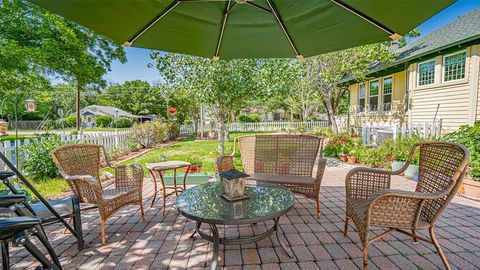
<box><xmin>315</xmin><ymin>158</ymin><xmax>327</xmax><ymax>185</ymax></box>
<box><xmin>365</xmin><ymin>189</ymin><xmax>449</xmax><ymax>228</ymax></box>
<box><xmin>112</xmin><ymin>164</ymin><xmax>144</xmax><ymax>189</ymax></box>
<box><xmin>64</xmin><ymin>174</ymin><xmax>103</xmax><ymax>201</ymax></box>
<box><xmin>367</xmin><ymin>189</ymin><xmax>446</xmax><ymax>205</ymax></box>
<box><xmin>345</xmin><ymin>167</ymin><xmax>392</xmax><ymax>200</ymax></box>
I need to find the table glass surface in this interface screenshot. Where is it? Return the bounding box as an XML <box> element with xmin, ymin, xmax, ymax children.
<box><xmin>175</xmin><ymin>181</ymin><xmax>295</xmax><ymax>223</ymax></box>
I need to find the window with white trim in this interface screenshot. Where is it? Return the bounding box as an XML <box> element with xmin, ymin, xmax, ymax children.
<box><xmin>382</xmin><ymin>77</ymin><xmax>392</xmax><ymax>111</ymax></box>
<box><xmin>443</xmin><ymin>51</ymin><xmax>466</xmax><ymax>81</ymax></box>
<box><xmin>417</xmin><ymin>60</ymin><xmax>435</xmax><ymax>86</ymax></box>
<box><xmin>369</xmin><ymin>80</ymin><xmax>379</xmax><ymax>112</ymax></box>
<box><xmin>358</xmin><ymin>83</ymin><xmax>366</xmax><ymax>113</ymax></box>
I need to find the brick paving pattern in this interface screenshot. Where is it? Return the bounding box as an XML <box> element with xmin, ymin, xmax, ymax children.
<box><xmin>7</xmin><ymin>167</ymin><xmax>480</xmax><ymax>269</ymax></box>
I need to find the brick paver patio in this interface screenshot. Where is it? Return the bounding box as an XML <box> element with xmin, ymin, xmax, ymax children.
<box><xmin>8</xmin><ymin>166</ymin><xmax>480</xmax><ymax>270</ymax></box>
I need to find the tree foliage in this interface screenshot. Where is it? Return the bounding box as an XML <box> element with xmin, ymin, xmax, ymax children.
<box><xmin>0</xmin><ymin>0</ymin><xmax>126</xmax><ymax>120</ymax></box>
<box><xmin>151</xmin><ymin>52</ymin><xmax>266</xmax><ymax>152</ymax></box>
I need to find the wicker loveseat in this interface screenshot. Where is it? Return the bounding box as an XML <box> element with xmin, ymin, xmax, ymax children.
<box><xmin>51</xmin><ymin>144</ymin><xmax>145</xmax><ymax>244</ymax></box>
<box><xmin>344</xmin><ymin>142</ymin><xmax>470</xmax><ymax>270</ymax></box>
<box><xmin>220</xmin><ymin>134</ymin><xmax>326</xmax><ymax>217</ymax></box>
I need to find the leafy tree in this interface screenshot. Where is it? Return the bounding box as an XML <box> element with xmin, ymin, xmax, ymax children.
<box><xmin>305</xmin><ymin>43</ymin><xmax>395</xmax><ymax>133</ymax></box>
<box><xmin>97</xmin><ymin>80</ymin><xmax>165</xmax><ymax>116</ymax></box>
<box><xmin>151</xmin><ymin>52</ymin><xmax>264</xmax><ymax>153</ymax></box>
<box><xmin>0</xmin><ymin>0</ymin><xmax>126</xmax><ymax>129</ymax></box>
<box><xmin>304</xmin><ymin>30</ymin><xmax>420</xmax><ymax>133</ymax></box>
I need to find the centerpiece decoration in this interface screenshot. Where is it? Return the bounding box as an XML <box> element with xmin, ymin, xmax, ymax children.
<box><xmin>218</xmin><ymin>167</ymin><xmax>249</xmax><ymax>202</ymax></box>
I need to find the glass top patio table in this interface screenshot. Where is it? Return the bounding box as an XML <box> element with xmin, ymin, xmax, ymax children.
<box><xmin>176</xmin><ymin>181</ymin><xmax>295</xmax><ymax>269</ymax></box>
<box><xmin>175</xmin><ymin>181</ymin><xmax>295</xmax><ymax>225</ymax></box>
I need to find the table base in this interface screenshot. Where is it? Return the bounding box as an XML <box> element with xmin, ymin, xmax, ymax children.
<box><xmin>190</xmin><ymin>217</ymin><xmax>293</xmax><ymax>270</ymax></box>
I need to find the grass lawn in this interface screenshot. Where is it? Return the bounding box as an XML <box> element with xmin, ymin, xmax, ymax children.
<box><xmin>2</xmin><ymin>132</ymin><xmax>261</xmax><ymax>201</ymax></box>
<box><xmin>119</xmin><ymin>132</ymin><xmax>264</xmax><ymax>176</ymax></box>
<box><xmin>0</xmin><ymin>134</ymin><xmax>34</xmax><ymax>142</ymax></box>
<box><xmin>0</xmin><ymin>177</ymin><xmax>70</xmax><ymax>201</ymax></box>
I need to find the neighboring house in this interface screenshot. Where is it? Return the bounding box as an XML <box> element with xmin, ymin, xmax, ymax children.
<box><xmin>80</xmin><ymin>105</ymin><xmax>151</xmax><ymax>127</ymax></box>
<box><xmin>344</xmin><ymin>8</ymin><xmax>480</xmax><ymax>132</ymax></box>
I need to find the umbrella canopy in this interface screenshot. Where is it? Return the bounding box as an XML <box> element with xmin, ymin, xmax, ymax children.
<box><xmin>30</xmin><ymin>0</ymin><xmax>456</xmax><ymax>60</ymax></box>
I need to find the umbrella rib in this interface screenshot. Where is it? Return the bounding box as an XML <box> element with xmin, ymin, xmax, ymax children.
<box><xmin>330</xmin><ymin>0</ymin><xmax>402</xmax><ymax>40</ymax></box>
<box><xmin>245</xmin><ymin>2</ymin><xmax>272</xmax><ymax>13</ymax></box>
<box><xmin>265</xmin><ymin>0</ymin><xmax>303</xmax><ymax>60</ymax></box>
<box><xmin>214</xmin><ymin>1</ymin><xmax>236</xmax><ymax>60</ymax></box>
<box><xmin>123</xmin><ymin>0</ymin><xmax>180</xmax><ymax>46</ymax></box>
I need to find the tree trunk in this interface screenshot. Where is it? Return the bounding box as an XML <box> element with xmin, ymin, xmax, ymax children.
<box><xmin>76</xmin><ymin>80</ymin><xmax>81</xmax><ymax>131</ymax></box>
<box><xmin>217</xmin><ymin>110</ymin><xmax>225</xmax><ymax>154</ymax></box>
<box><xmin>325</xmin><ymin>101</ymin><xmax>338</xmax><ymax>133</ymax></box>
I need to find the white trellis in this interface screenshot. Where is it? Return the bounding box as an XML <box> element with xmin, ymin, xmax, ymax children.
<box><xmin>361</xmin><ymin>120</ymin><xmax>443</xmax><ymax>145</ymax></box>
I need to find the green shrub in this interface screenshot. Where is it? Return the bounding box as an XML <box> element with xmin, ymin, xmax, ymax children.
<box><xmin>114</xmin><ymin>117</ymin><xmax>133</xmax><ymax>128</ymax></box>
<box><xmin>57</xmin><ymin>115</ymin><xmax>76</xmax><ymax>128</ymax></box>
<box><xmin>238</xmin><ymin>113</ymin><xmax>261</xmax><ymax>123</ymax></box>
<box><xmin>313</xmin><ymin>127</ymin><xmax>334</xmax><ymax>137</ymax></box>
<box><xmin>95</xmin><ymin>115</ymin><xmax>113</xmax><ymax>127</ymax></box>
<box><xmin>354</xmin><ymin>136</ymin><xmax>425</xmax><ymax>168</ymax></box>
<box><xmin>443</xmin><ymin>121</ymin><xmax>480</xmax><ymax>180</ymax></box>
<box><xmin>131</xmin><ymin>121</ymin><xmax>168</xmax><ymax>148</ymax></box>
<box><xmin>21</xmin><ymin>135</ymin><xmax>64</xmax><ymax>180</ymax></box>
<box><xmin>323</xmin><ymin>133</ymin><xmax>355</xmax><ymax>158</ymax></box>
<box><xmin>167</xmin><ymin>121</ymin><xmax>179</xmax><ymax>140</ymax></box>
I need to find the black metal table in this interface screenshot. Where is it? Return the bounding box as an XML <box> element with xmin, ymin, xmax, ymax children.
<box><xmin>175</xmin><ymin>181</ymin><xmax>295</xmax><ymax>270</ymax></box>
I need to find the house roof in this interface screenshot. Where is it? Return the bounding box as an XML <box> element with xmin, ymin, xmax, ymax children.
<box><xmin>80</xmin><ymin>105</ymin><xmax>140</xmax><ymax>118</ymax></box>
<box><xmin>341</xmin><ymin>8</ymin><xmax>480</xmax><ymax>84</ymax></box>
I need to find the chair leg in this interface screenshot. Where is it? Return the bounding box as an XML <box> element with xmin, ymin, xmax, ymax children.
<box><xmin>1</xmin><ymin>240</ymin><xmax>9</xmax><ymax>270</ymax></box>
<box><xmin>34</xmin><ymin>228</ymin><xmax>62</xmax><ymax>269</ymax></box>
<box><xmin>22</xmin><ymin>237</ymin><xmax>59</xmax><ymax>270</ymax></box>
<box><xmin>344</xmin><ymin>216</ymin><xmax>349</xmax><ymax>237</ymax></box>
<box><xmin>101</xmin><ymin>220</ymin><xmax>106</xmax><ymax>245</ymax></box>
<box><xmin>362</xmin><ymin>245</ymin><xmax>369</xmax><ymax>270</ymax></box>
<box><xmin>412</xmin><ymin>229</ymin><xmax>419</xmax><ymax>243</ymax></box>
<box><xmin>316</xmin><ymin>198</ymin><xmax>320</xmax><ymax>218</ymax></box>
<box><xmin>72</xmin><ymin>211</ymin><xmax>85</xmax><ymax>250</ymax></box>
<box><xmin>140</xmin><ymin>203</ymin><xmax>145</xmax><ymax>222</ymax></box>
<box><xmin>429</xmin><ymin>226</ymin><xmax>451</xmax><ymax>270</ymax></box>
<box><xmin>62</xmin><ymin>218</ymin><xmax>72</xmax><ymax>234</ymax></box>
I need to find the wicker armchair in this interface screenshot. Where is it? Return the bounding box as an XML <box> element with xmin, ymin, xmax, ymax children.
<box><xmin>51</xmin><ymin>144</ymin><xmax>145</xmax><ymax>244</ymax></box>
<box><xmin>344</xmin><ymin>142</ymin><xmax>470</xmax><ymax>270</ymax></box>
<box><xmin>223</xmin><ymin>134</ymin><xmax>326</xmax><ymax>217</ymax></box>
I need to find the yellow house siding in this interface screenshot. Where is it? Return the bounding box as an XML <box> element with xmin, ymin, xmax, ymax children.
<box><xmin>348</xmin><ymin>71</ymin><xmax>407</xmax><ymax>128</ymax></box>
<box><xmin>410</xmin><ymin>47</ymin><xmax>473</xmax><ymax>131</ymax></box>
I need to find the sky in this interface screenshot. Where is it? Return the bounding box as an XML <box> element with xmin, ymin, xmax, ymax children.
<box><xmin>103</xmin><ymin>0</ymin><xmax>480</xmax><ymax>84</ymax></box>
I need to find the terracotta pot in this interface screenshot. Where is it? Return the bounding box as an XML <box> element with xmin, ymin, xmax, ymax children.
<box><xmin>340</xmin><ymin>153</ymin><xmax>348</xmax><ymax>162</ymax></box>
<box><xmin>347</xmin><ymin>155</ymin><xmax>357</xmax><ymax>164</ymax></box>
<box><xmin>184</xmin><ymin>164</ymin><xmax>202</xmax><ymax>173</ymax></box>
<box><xmin>459</xmin><ymin>178</ymin><xmax>480</xmax><ymax>199</ymax></box>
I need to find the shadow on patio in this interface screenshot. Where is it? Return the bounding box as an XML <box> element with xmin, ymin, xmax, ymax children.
<box><xmin>8</xmin><ymin>167</ymin><xmax>480</xmax><ymax>270</ymax></box>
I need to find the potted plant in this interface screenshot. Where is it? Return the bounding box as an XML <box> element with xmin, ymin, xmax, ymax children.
<box><xmin>185</xmin><ymin>157</ymin><xmax>203</xmax><ymax>173</ymax></box>
<box><xmin>347</xmin><ymin>149</ymin><xmax>357</xmax><ymax>164</ymax></box>
<box><xmin>390</xmin><ymin>155</ymin><xmax>406</xmax><ymax>171</ymax></box>
<box><xmin>339</xmin><ymin>145</ymin><xmax>349</xmax><ymax>162</ymax></box>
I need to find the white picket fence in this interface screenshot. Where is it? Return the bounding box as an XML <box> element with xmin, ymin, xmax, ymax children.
<box><xmin>179</xmin><ymin>120</ymin><xmax>348</xmax><ymax>135</ymax></box>
<box><xmin>0</xmin><ymin>131</ymin><xmax>132</xmax><ymax>170</ymax></box>
<box><xmin>362</xmin><ymin>120</ymin><xmax>443</xmax><ymax>145</ymax></box>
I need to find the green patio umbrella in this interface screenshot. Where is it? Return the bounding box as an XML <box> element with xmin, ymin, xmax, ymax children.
<box><xmin>30</xmin><ymin>0</ymin><xmax>456</xmax><ymax>60</ymax></box>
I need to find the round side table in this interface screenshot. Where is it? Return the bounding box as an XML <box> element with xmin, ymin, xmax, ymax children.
<box><xmin>146</xmin><ymin>161</ymin><xmax>191</xmax><ymax>215</ymax></box>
